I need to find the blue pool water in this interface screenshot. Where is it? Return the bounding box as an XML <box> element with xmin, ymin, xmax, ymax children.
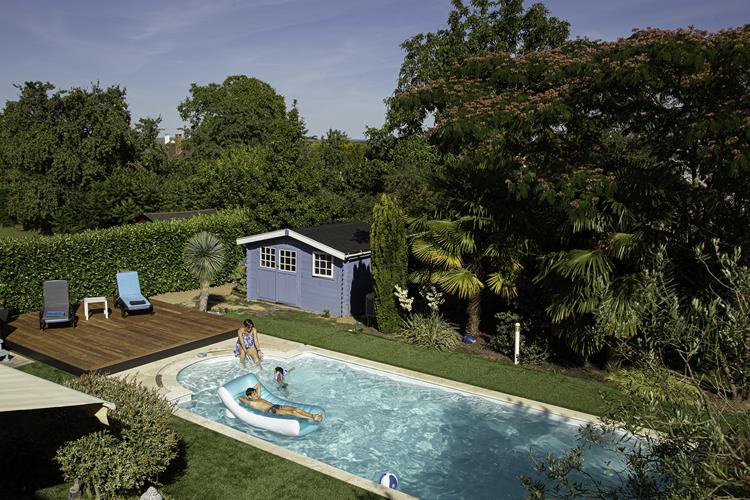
<box><xmin>177</xmin><ymin>354</ymin><xmax>626</xmax><ymax>499</ymax></box>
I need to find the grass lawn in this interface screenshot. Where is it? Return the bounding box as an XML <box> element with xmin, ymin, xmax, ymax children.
<box><xmin>0</xmin><ymin>225</ymin><xmax>42</xmax><ymax>238</ymax></box>
<box><xmin>18</xmin><ymin>363</ymin><xmax>377</xmax><ymax>500</ymax></box>
<box><xmin>232</xmin><ymin>310</ymin><xmax>619</xmax><ymax>416</ymax></box>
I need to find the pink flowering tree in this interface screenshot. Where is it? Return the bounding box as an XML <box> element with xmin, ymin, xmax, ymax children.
<box><xmin>393</xmin><ymin>27</ymin><xmax>750</xmax><ymax>360</ymax></box>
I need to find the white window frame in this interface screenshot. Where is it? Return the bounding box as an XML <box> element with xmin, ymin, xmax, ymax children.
<box><xmin>312</xmin><ymin>252</ymin><xmax>333</xmax><ymax>278</ymax></box>
<box><xmin>260</xmin><ymin>246</ymin><xmax>276</xmax><ymax>269</ymax></box>
<box><xmin>279</xmin><ymin>249</ymin><xmax>297</xmax><ymax>273</ymax></box>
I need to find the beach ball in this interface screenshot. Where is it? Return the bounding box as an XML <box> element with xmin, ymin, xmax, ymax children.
<box><xmin>379</xmin><ymin>472</ymin><xmax>398</xmax><ymax>489</ymax></box>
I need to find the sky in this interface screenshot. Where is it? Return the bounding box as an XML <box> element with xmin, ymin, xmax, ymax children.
<box><xmin>0</xmin><ymin>1</ymin><xmax>747</xmax><ymax>139</ymax></box>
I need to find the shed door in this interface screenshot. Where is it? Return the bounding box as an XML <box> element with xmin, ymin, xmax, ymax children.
<box><xmin>276</xmin><ymin>249</ymin><xmax>299</xmax><ymax>306</ymax></box>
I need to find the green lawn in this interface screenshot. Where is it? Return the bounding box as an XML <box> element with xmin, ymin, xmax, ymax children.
<box><xmin>237</xmin><ymin>310</ymin><xmax>618</xmax><ymax>416</ymax></box>
<box><xmin>0</xmin><ymin>225</ymin><xmax>42</xmax><ymax>238</ymax></box>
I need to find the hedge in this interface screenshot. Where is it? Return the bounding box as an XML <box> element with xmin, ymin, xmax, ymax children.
<box><xmin>0</xmin><ymin>209</ymin><xmax>261</xmax><ymax>313</ymax></box>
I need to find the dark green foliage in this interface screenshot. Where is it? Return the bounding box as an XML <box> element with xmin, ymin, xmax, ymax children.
<box><xmin>522</xmin><ymin>364</ymin><xmax>750</xmax><ymax>498</ymax></box>
<box><xmin>0</xmin><ymin>82</ymin><xmax>138</xmax><ymax>233</ymax></box>
<box><xmin>389</xmin><ymin>0</ymin><xmax>570</xmax><ymax>132</ymax></box>
<box><xmin>364</xmin><ymin>128</ymin><xmax>444</xmax><ymax>217</ymax></box>
<box><xmin>0</xmin><ymin>209</ymin><xmax>259</xmax><ymax>313</ymax></box>
<box><xmin>184</xmin><ymin>231</ymin><xmax>225</xmax><ymax>312</ymax></box>
<box><xmin>371</xmin><ymin>194</ymin><xmax>408</xmax><ymax>333</ymax></box>
<box><xmin>178</xmin><ymin>75</ymin><xmax>301</xmax><ymax>157</ymax></box>
<box><xmin>56</xmin><ymin>373</ymin><xmax>178</xmax><ymax>498</ymax></box>
<box><xmin>230</xmin><ymin>261</ymin><xmax>248</xmax><ymax>296</ymax></box>
<box><xmin>489</xmin><ymin>311</ymin><xmax>549</xmax><ymax>364</ymax></box>
<box><xmin>0</xmin><ymin>405</ymin><xmax>103</xmax><ymax>496</ymax></box>
<box><xmin>393</xmin><ymin>26</ymin><xmax>750</xmax><ymax>364</ymax></box>
<box><xmin>0</xmin><ymin>81</ymin><xmax>170</xmax><ymax>233</ymax></box>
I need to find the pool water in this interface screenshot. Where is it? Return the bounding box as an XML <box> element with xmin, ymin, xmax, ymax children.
<box><xmin>177</xmin><ymin>354</ymin><xmax>626</xmax><ymax>499</ymax></box>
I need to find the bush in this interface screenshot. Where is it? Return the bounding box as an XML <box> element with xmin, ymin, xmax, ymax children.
<box><xmin>522</xmin><ymin>363</ymin><xmax>750</xmax><ymax>498</ymax></box>
<box><xmin>55</xmin><ymin>374</ymin><xmax>178</xmax><ymax>499</ymax></box>
<box><xmin>230</xmin><ymin>261</ymin><xmax>247</xmax><ymax>297</ymax></box>
<box><xmin>0</xmin><ymin>208</ymin><xmax>260</xmax><ymax>313</ymax></box>
<box><xmin>397</xmin><ymin>313</ymin><xmax>461</xmax><ymax>351</ymax></box>
<box><xmin>489</xmin><ymin>311</ymin><xmax>549</xmax><ymax>365</ymax></box>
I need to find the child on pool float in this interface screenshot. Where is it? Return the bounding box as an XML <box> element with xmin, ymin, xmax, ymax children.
<box><xmin>239</xmin><ymin>384</ymin><xmax>323</xmax><ymax>422</ymax></box>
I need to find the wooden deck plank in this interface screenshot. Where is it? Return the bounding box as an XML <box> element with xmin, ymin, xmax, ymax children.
<box><xmin>5</xmin><ymin>299</ymin><xmax>240</xmax><ymax>374</ymax></box>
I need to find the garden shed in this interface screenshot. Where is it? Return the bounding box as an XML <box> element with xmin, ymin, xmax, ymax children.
<box><xmin>236</xmin><ymin>221</ymin><xmax>372</xmax><ymax>317</ymax></box>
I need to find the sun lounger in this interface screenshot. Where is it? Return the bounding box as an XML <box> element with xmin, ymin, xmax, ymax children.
<box><xmin>39</xmin><ymin>280</ymin><xmax>76</xmax><ymax>331</ymax></box>
<box><xmin>114</xmin><ymin>271</ymin><xmax>153</xmax><ymax>317</ymax></box>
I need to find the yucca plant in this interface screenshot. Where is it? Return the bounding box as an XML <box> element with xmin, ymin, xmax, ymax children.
<box><xmin>398</xmin><ymin>312</ymin><xmax>461</xmax><ymax>351</ymax></box>
<box><xmin>183</xmin><ymin>231</ymin><xmax>225</xmax><ymax>312</ymax></box>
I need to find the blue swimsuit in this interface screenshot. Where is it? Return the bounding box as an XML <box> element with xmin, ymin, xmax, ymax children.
<box><xmin>234</xmin><ymin>329</ymin><xmax>255</xmax><ymax>357</ymax></box>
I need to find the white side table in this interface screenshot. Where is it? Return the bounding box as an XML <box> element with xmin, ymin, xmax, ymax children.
<box><xmin>83</xmin><ymin>296</ymin><xmax>109</xmax><ymax>320</ymax></box>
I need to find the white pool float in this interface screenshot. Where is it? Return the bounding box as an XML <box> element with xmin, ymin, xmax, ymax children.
<box><xmin>218</xmin><ymin>373</ymin><xmax>324</xmax><ymax>436</ymax></box>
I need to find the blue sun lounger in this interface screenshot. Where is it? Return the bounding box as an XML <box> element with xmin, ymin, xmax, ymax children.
<box><xmin>40</xmin><ymin>280</ymin><xmax>77</xmax><ymax>331</ymax></box>
<box><xmin>115</xmin><ymin>271</ymin><xmax>153</xmax><ymax>317</ymax></box>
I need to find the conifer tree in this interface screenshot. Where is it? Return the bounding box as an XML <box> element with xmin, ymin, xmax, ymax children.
<box><xmin>371</xmin><ymin>194</ymin><xmax>408</xmax><ymax>333</ymax></box>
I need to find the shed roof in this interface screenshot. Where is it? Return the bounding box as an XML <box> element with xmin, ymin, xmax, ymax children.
<box><xmin>138</xmin><ymin>209</ymin><xmax>216</xmax><ymax>222</ymax></box>
<box><xmin>236</xmin><ymin>221</ymin><xmax>370</xmax><ymax>260</ymax></box>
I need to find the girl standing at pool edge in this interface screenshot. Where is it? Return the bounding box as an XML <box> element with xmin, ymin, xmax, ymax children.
<box><xmin>235</xmin><ymin>319</ymin><xmax>263</xmax><ymax>367</ymax></box>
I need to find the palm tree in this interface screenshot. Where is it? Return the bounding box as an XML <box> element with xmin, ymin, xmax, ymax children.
<box><xmin>184</xmin><ymin>231</ymin><xmax>225</xmax><ymax>312</ymax></box>
<box><xmin>409</xmin><ymin>214</ymin><xmax>524</xmax><ymax>337</ymax></box>
<box><xmin>534</xmin><ymin>198</ymin><xmax>653</xmax><ymax>358</ymax></box>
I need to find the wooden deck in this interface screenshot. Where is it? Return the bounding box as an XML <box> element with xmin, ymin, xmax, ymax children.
<box><xmin>5</xmin><ymin>299</ymin><xmax>240</xmax><ymax>374</ymax></box>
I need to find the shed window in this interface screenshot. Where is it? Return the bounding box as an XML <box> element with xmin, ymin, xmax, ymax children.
<box><xmin>279</xmin><ymin>250</ymin><xmax>297</xmax><ymax>272</ymax></box>
<box><xmin>260</xmin><ymin>247</ymin><xmax>276</xmax><ymax>269</ymax></box>
<box><xmin>313</xmin><ymin>252</ymin><xmax>333</xmax><ymax>277</ymax></box>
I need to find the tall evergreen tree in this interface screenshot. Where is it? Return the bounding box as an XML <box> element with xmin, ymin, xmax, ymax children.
<box><xmin>371</xmin><ymin>194</ymin><xmax>408</xmax><ymax>333</ymax></box>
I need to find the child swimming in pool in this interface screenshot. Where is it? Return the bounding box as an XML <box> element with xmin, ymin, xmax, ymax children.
<box><xmin>274</xmin><ymin>366</ymin><xmax>295</xmax><ymax>390</ymax></box>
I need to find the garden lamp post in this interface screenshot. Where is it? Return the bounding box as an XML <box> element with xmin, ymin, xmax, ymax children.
<box><xmin>514</xmin><ymin>322</ymin><xmax>520</xmax><ymax>365</ymax></box>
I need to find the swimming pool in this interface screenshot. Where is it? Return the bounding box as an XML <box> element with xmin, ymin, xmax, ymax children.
<box><xmin>177</xmin><ymin>353</ymin><xmax>626</xmax><ymax>499</ymax></box>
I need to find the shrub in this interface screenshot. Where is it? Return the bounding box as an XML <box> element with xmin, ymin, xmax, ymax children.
<box><xmin>522</xmin><ymin>363</ymin><xmax>750</xmax><ymax>498</ymax></box>
<box><xmin>0</xmin><ymin>208</ymin><xmax>260</xmax><ymax>313</ymax></box>
<box><xmin>371</xmin><ymin>194</ymin><xmax>407</xmax><ymax>333</ymax></box>
<box><xmin>398</xmin><ymin>313</ymin><xmax>461</xmax><ymax>351</ymax></box>
<box><xmin>489</xmin><ymin>311</ymin><xmax>549</xmax><ymax>365</ymax></box>
<box><xmin>230</xmin><ymin>261</ymin><xmax>247</xmax><ymax>297</ymax></box>
<box><xmin>55</xmin><ymin>374</ymin><xmax>178</xmax><ymax>499</ymax></box>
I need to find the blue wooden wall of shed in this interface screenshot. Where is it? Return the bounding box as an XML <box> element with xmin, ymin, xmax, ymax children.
<box><xmin>244</xmin><ymin>236</ymin><xmax>367</xmax><ymax>316</ymax></box>
<box><xmin>342</xmin><ymin>256</ymin><xmax>372</xmax><ymax>316</ymax></box>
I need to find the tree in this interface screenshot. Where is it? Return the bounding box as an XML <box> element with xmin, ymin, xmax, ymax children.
<box><xmin>363</xmin><ymin>128</ymin><xmax>444</xmax><ymax>217</ymax></box>
<box><xmin>178</xmin><ymin>75</ymin><xmax>299</xmax><ymax>157</ymax></box>
<box><xmin>409</xmin><ymin>214</ymin><xmax>524</xmax><ymax>337</ymax></box>
<box><xmin>131</xmin><ymin>117</ymin><xmax>167</xmax><ymax>173</ymax></box>
<box><xmin>392</xmin><ymin>26</ymin><xmax>750</xmax><ymax>357</ymax></box>
<box><xmin>183</xmin><ymin>231</ymin><xmax>225</xmax><ymax>312</ymax></box>
<box><xmin>371</xmin><ymin>194</ymin><xmax>408</xmax><ymax>333</ymax></box>
<box><xmin>0</xmin><ymin>81</ymin><xmax>171</xmax><ymax>232</ymax></box>
<box><xmin>389</xmin><ymin>0</ymin><xmax>569</xmax><ymax>133</ymax></box>
<box><xmin>523</xmin><ymin>246</ymin><xmax>750</xmax><ymax>497</ymax></box>
<box><xmin>0</xmin><ymin>81</ymin><xmax>136</xmax><ymax>232</ymax></box>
